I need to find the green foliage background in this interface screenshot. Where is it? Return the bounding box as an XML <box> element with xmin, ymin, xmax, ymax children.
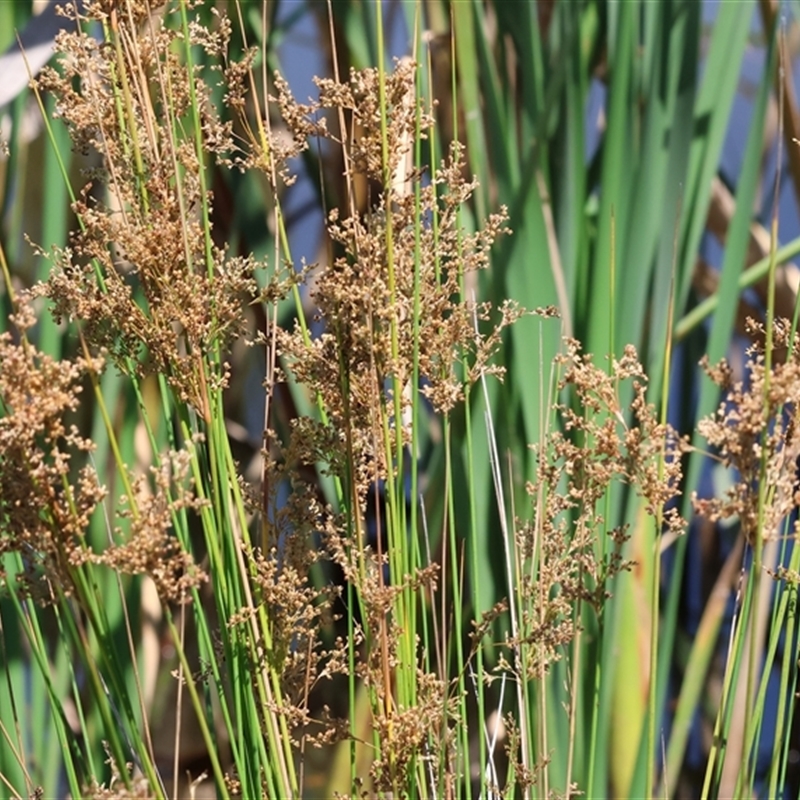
<box><xmin>2</xmin><ymin>1</ymin><xmax>800</xmax><ymax>797</ymax></box>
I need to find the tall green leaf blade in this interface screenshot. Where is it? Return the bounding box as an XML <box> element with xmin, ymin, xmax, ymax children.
<box><xmin>662</xmin><ymin>13</ymin><xmax>778</xmax><ymax>792</ymax></box>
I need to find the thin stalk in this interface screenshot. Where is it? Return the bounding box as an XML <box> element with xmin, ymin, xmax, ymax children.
<box><xmin>565</xmin><ymin>554</ymin><xmax>584</xmax><ymax>799</ymax></box>
<box><xmin>645</xmin><ymin>264</ymin><xmax>677</xmax><ymax>799</ymax></box>
<box><xmin>735</xmin><ymin>27</ymin><xmax>784</xmax><ymax>798</ymax></box>
<box><xmin>163</xmin><ymin>610</ymin><xmax>231</xmax><ymax>800</ymax></box>
<box><xmin>586</xmin><ymin>208</ymin><xmax>617</xmax><ymax>798</ymax></box>
<box><xmin>478</xmin><ymin>339</ymin><xmax>528</xmax><ymax>798</ymax></box>
<box><xmin>700</xmin><ymin>561</ymin><xmax>752</xmax><ymax>799</ymax></box>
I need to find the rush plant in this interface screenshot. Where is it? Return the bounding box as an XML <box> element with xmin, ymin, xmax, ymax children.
<box><xmin>1</xmin><ymin>2</ymin><xmax>799</xmax><ymax>799</ymax></box>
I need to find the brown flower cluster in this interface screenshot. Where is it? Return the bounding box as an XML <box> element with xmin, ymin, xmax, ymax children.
<box><xmin>226</xmin><ymin>58</ymin><xmax>519</xmax><ymax>790</ymax></box>
<box><xmin>0</xmin><ymin>296</ymin><xmax>206</xmax><ymax>606</ymax></box>
<box><xmin>694</xmin><ymin>318</ymin><xmax>800</xmax><ymax>543</ymax></box>
<box><xmin>515</xmin><ymin>339</ymin><xmax>686</xmax><ymax>678</ymax></box>
<box><xmin>88</xmin><ymin>449</ymin><xmax>209</xmax><ymax>604</ymax></box>
<box><xmin>265</xmin><ymin>62</ymin><xmax>515</xmax><ymax>506</ymax></box>
<box><xmin>0</xmin><ymin>301</ymin><xmax>105</xmax><ymax>599</ymax></box>
<box><xmin>36</xmin><ymin>0</ymin><xmax>257</xmax><ymax>416</ymax></box>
